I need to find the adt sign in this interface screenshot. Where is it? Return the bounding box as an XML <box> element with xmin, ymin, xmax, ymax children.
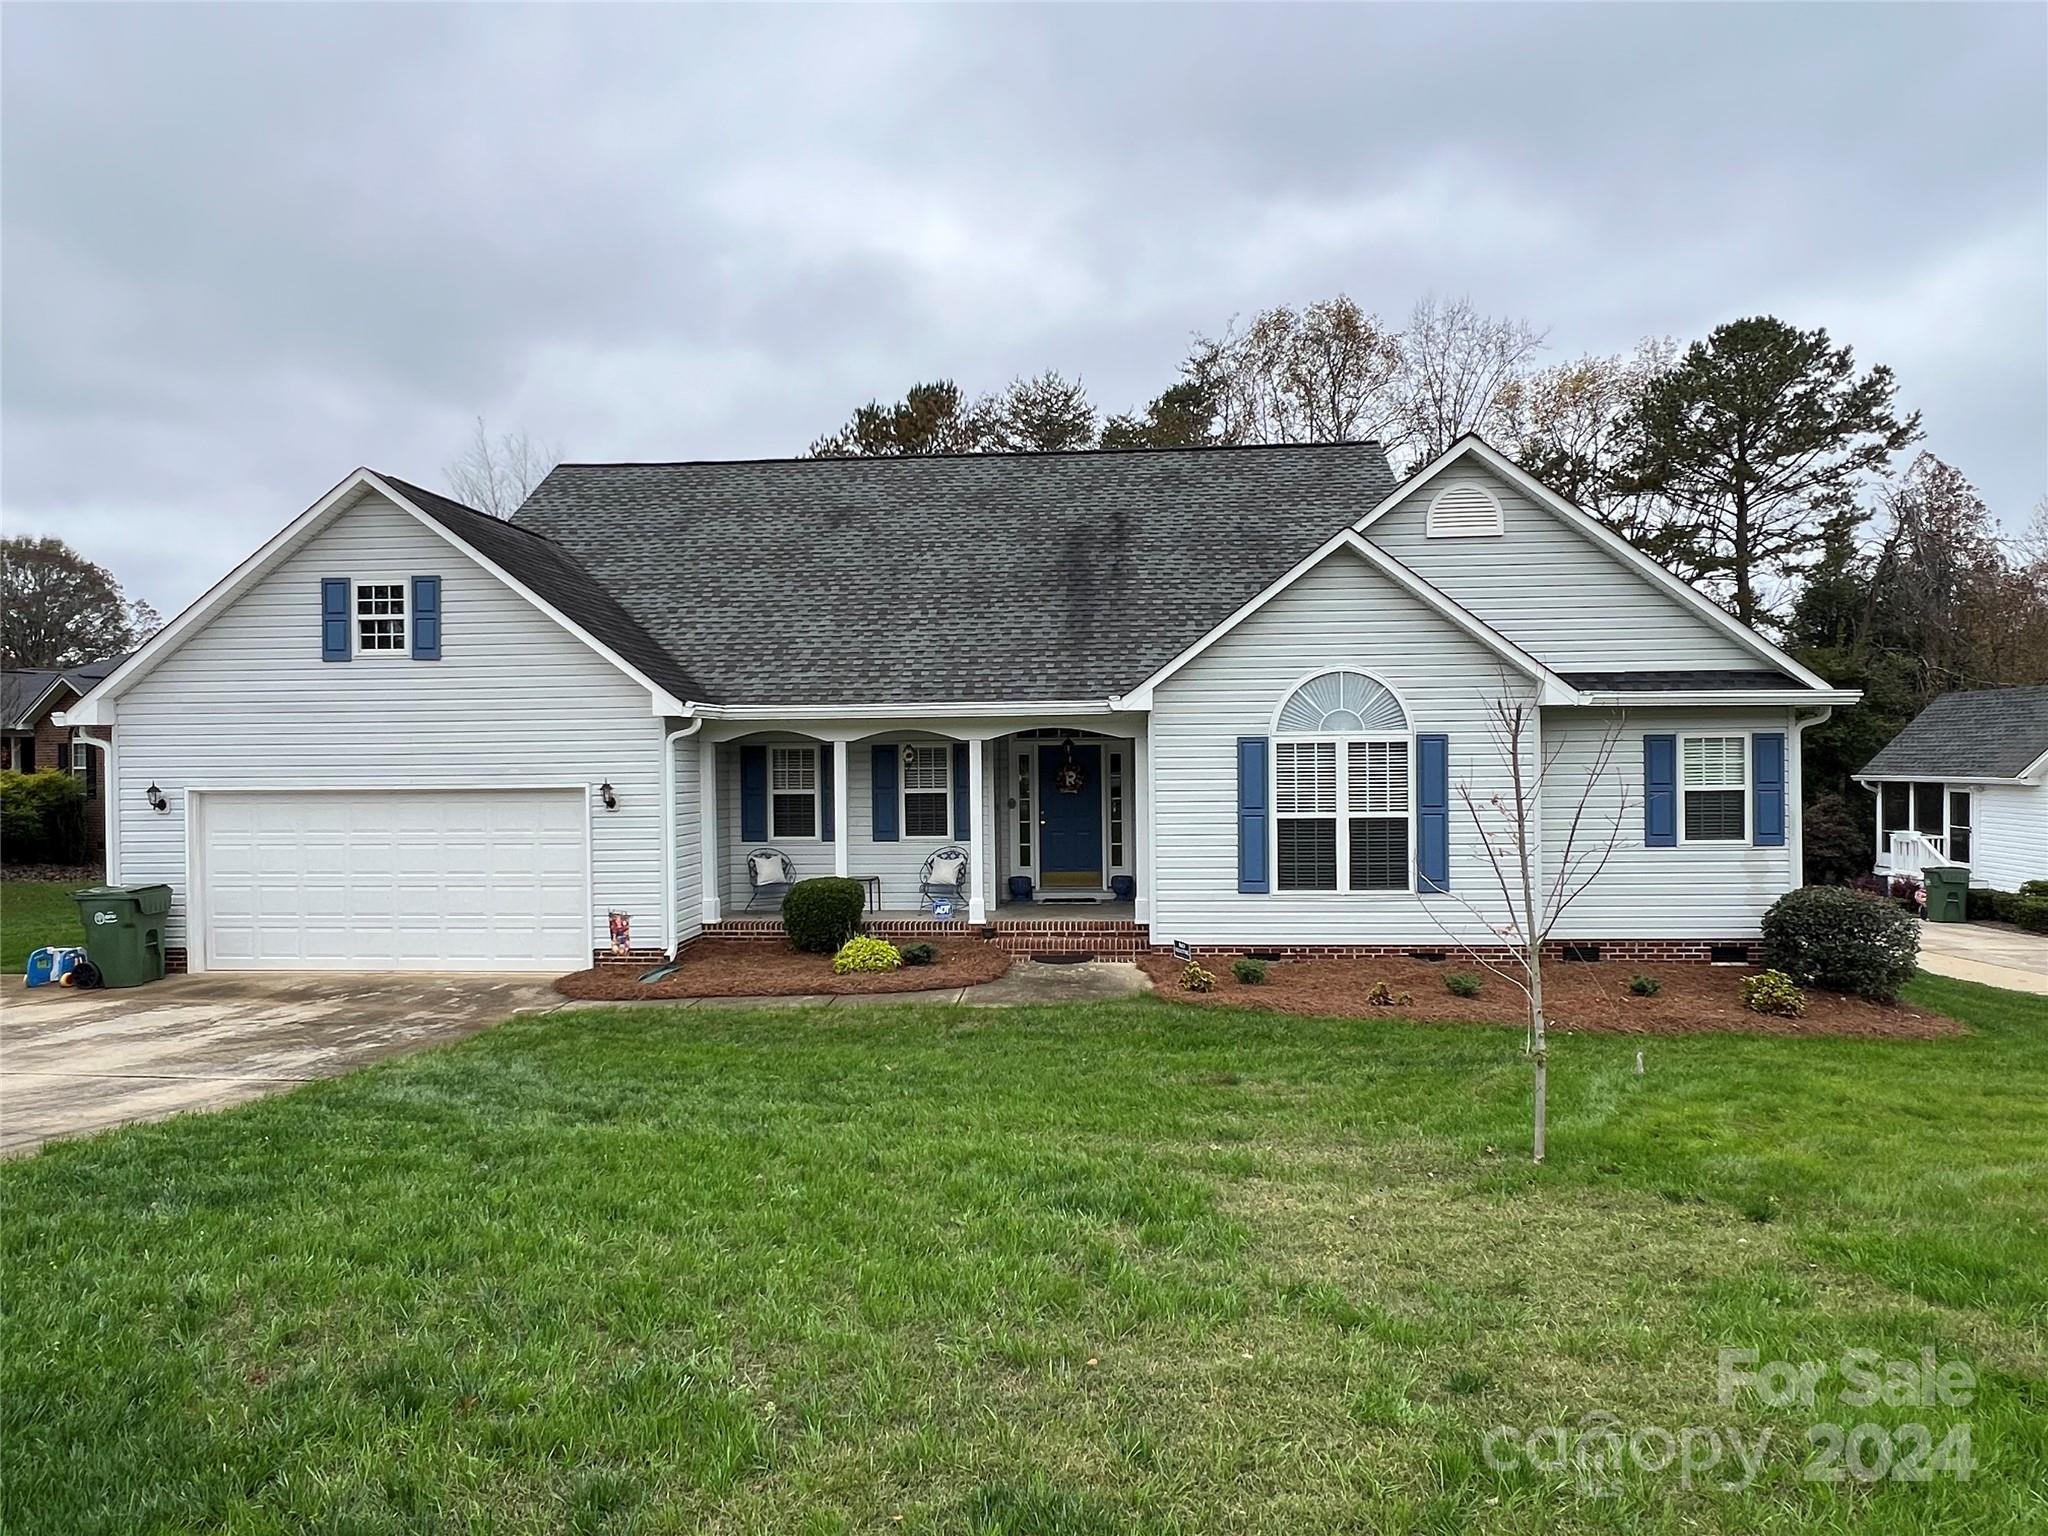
<box><xmin>931</xmin><ymin>899</ymin><xmax>956</xmax><ymax>922</ymax></box>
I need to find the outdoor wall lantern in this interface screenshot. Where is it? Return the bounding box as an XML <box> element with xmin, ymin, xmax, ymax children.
<box><xmin>145</xmin><ymin>783</ymin><xmax>169</xmax><ymax>813</ymax></box>
<box><xmin>599</xmin><ymin>781</ymin><xmax>618</xmax><ymax>812</ymax></box>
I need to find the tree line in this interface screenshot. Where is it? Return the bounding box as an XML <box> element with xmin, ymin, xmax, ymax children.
<box><xmin>806</xmin><ymin>294</ymin><xmax>2048</xmax><ymax>867</ymax></box>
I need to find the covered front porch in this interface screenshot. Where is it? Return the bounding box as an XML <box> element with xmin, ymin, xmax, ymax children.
<box><xmin>691</xmin><ymin>712</ymin><xmax>1150</xmax><ymax>928</ymax></box>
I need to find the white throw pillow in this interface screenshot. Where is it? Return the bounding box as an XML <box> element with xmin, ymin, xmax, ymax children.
<box><xmin>753</xmin><ymin>852</ymin><xmax>790</xmax><ymax>886</ymax></box>
<box><xmin>926</xmin><ymin>853</ymin><xmax>965</xmax><ymax>887</ymax></box>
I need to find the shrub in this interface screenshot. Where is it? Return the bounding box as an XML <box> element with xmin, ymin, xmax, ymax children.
<box><xmin>0</xmin><ymin>769</ymin><xmax>87</xmax><ymax>866</ymax></box>
<box><xmin>1180</xmin><ymin>961</ymin><xmax>1216</xmax><ymax>993</ymax></box>
<box><xmin>1741</xmin><ymin>969</ymin><xmax>1806</xmax><ymax>1018</ymax></box>
<box><xmin>899</xmin><ymin>942</ymin><xmax>938</xmax><ymax>966</ymax></box>
<box><xmin>780</xmin><ymin>877</ymin><xmax>865</xmax><ymax>954</ymax></box>
<box><xmin>832</xmin><ymin>936</ymin><xmax>901</xmax><ymax>975</ymax></box>
<box><xmin>2014</xmin><ymin>896</ymin><xmax>2048</xmax><ymax>936</ymax></box>
<box><xmin>1761</xmin><ymin>885</ymin><xmax>1918</xmax><ymax>1003</ymax></box>
<box><xmin>1800</xmin><ymin>792</ymin><xmax>1869</xmax><ymax>888</ymax></box>
<box><xmin>1444</xmin><ymin>971</ymin><xmax>1482</xmax><ymax>998</ymax></box>
<box><xmin>1365</xmin><ymin>980</ymin><xmax>1412</xmax><ymax>1007</ymax></box>
<box><xmin>1627</xmin><ymin>973</ymin><xmax>1661</xmax><ymax>997</ymax></box>
<box><xmin>1231</xmin><ymin>957</ymin><xmax>1269</xmax><ymax>985</ymax></box>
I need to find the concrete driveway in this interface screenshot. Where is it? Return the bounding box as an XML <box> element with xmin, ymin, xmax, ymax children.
<box><xmin>1916</xmin><ymin>920</ymin><xmax>2048</xmax><ymax>997</ymax></box>
<box><xmin>0</xmin><ymin>971</ymin><xmax>562</xmax><ymax>1156</ymax></box>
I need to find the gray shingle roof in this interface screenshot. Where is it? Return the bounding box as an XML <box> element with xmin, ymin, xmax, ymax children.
<box><xmin>1560</xmin><ymin>669</ymin><xmax>1799</xmax><ymax>691</ymax></box>
<box><xmin>1859</xmin><ymin>686</ymin><xmax>2048</xmax><ymax>781</ymax></box>
<box><xmin>512</xmin><ymin>443</ymin><xmax>1398</xmax><ymax>705</ymax></box>
<box><xmin>3</xmin><ymin>658</ymin><xmax>124</xmax><ymax>729</ymax></box>
<box><xmin>376</xmin><ymin>473</ymin><xmax>708</xmax><ymax>705</ymax></box>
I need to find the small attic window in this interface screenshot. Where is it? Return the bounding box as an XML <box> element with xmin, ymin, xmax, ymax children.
<box><xmin>1425</xmin><ymin>482</ymin><xmax>1504</xmax><ymax>538</ymax></box>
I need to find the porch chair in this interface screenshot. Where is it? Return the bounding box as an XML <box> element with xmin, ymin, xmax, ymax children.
<box><xmin>917</xmin><ymin>845</ymin><xmax>970</xmax><ymax>914</ymax></box>
<box><xmin>745</xmin><ymin>847</ymin><xmax>796</xmax><ymax>910</ymax></box>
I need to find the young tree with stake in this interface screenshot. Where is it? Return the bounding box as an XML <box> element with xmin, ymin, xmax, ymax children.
<box><xmin>1423</xmin><ymin>689</ymin><xmax>1631</xmax><ymax>1163</ymax></box>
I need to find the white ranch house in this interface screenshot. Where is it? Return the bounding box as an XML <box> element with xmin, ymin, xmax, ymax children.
<box><xmin>62</xmin><ymin>437</ymin><xmax>1857</xmax><ymax>973</ymax></box>
<box><xmin>1856</xmin><ymin>685</ymin><xmax>2048</xmax><ymax>892</ymax></box>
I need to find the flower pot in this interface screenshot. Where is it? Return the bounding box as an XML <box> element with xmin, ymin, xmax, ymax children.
<box><xmin>1007</xmin><ymin>875</ymin><xmax>1034</xmax><ymax>903</ymax></box>
<box><xmin>1110</xmin><ymin>875</ymin><xmax>1136</xmax><ymax>901</ymax></box>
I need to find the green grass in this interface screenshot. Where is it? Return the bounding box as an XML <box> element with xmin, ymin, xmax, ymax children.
<box><xmin>0</xmin><ymin>880</ymin><xmax>85</xmax><ymax>971</ymax></box>
<box><xmin>3</xmin><ymin>976</ymin><xmax>2043</xmax><ymax>1533</ymax></box>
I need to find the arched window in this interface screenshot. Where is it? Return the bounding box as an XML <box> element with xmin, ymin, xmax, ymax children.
<box><xmin>1271</xmin><ymin>670</ymin><xmax>1412</xmax><ymax>893</ymax></box>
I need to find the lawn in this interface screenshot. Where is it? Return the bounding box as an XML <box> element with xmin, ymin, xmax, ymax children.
<box><xmin>3</xmin><ymin>977</ymin><xmax>2043</xmax><ymax>1533</ymax></box>
<box><xmin>0</xmin><ymin>880</ymin><xmax>85</xmax><ymax>971</ymax></box>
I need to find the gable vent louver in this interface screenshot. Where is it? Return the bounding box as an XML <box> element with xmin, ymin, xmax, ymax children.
<box><xmin>1425</xmin><ymin>482</ymin><xmax>1505</xmax><ymax>538</ymax></box>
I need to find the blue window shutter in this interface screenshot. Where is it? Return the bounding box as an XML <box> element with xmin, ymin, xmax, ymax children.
<box><xmin>1644</xmin><ymin>734</ymin><xmax>1677</xmax><ymax>847</ymax></box>
<box><xmin>820</xmin><ymin>747</ymin><xmax>835</xmax><ymax>842</ymax></box>
<box><xmin>411</xmin><ymin>575</ymin><xmax>441</xmax><ymax>660</ymax></box>
<box><xmin>321</xmin><ymin>577</ymin><xmax>350</xmax><ymax>661</ymax></box>
<box><xmin>871</xmin><ymin>745</ymin><xmax>899</xmax><ymax>841</ymax></box>
<box><xmin>740</xmin><ymin>745</ymin><xmax>767</xmax><ymax>843</ymax></box>
<box><xmin>1416</xmin><ymin>733</ymin><xmax>1451</xmax><ymax>893</ymax></box>
<box><xmin>952</xmin><ymin>742</ymin><xmax>970</xmax><ymax>841</ymax></box>
<box><xmin>1236</xmin><ymin>737</ymin><xmax>1269</xmax><ymax>894</ymax></box>
<box><xmin>1752</xmin><ymin>732</ymin><xmax>1786</xmax><ymax>847</ymax></box>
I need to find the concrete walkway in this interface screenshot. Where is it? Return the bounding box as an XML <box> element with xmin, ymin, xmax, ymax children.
<box><xmin>553</xmin><ymin>959</ymin><xmax>1154</xmax><ymax>1011</ymax></box>
<box><xmin>1915</xmin><ymin>920</ymin><xmax>2048</xmax><ymax>997</ymax></box>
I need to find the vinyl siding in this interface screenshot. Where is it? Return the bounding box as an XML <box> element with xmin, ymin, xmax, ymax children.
<box><xmin>110</xmin><ymin>488</ymin><xmax>667</xmax><ymax>954</ymax></box>
<box><xmin>1969</xmin><ymin>783</ymin><xmax>2048</xmax><ymax>891</ymax></box>
<box><xmin>1366</xmin><ymin>463</ymin><xmax>1763</xmax><ymax>670</ymax></box>
<box><xmin>1543</xmin><ymin>707</ymin><xmax>1797</xmax><ymax>938</ymax></box>
<box><xmin>1150</xmin><ymin>546</ymin><xmax>1531</xmax><ymax>945</ymax></box>
<box><xmin>716</xmin><ymin>735</ymin><xmax>999</xmax><ymax>912</ymax></box>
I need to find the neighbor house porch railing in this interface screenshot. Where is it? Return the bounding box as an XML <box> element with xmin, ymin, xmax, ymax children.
<box><xmin>1883</xmin><ymin>829</ymin><xmax>1946</xmax><ymax>880</ymax></box>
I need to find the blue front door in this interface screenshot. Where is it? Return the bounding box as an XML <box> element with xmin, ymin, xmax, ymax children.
<box><xmin>1038</xmin><ymin>744</ymin><xmax>1103</xmax><ymax>886</ymax></box>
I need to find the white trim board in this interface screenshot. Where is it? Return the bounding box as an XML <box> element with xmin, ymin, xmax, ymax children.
<box><xmin>1354</xmin><ymin>435</ymin><xmax>1836</xmax><ymax>693</ymax></box>
<box><xmin>63</xmin><ymin>469</ymin><xmax>689</xmax><ymax>726</ymax></box>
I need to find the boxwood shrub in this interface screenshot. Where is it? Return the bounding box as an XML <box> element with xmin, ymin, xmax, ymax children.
<box><xmin>0</xmin><ymin>769</ymin><xmax>87</xmax><ymax>865</ymax></box>
<box><xmin>780</xmin><ymin>877</ymin><xmax>866</xmax><ymax>955</ymax></box>
<box><xmin>1760</xmin><ymin>885</ymin><xmax>1918</xmax><ymax>1003</ymax></box>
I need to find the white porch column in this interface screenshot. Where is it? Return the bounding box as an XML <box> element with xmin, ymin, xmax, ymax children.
<box><xmin>1132</xmin><ymin>725</ymin><xmax>1151</xmax><ymax>923</ymax></box>
<box><xmin>968</xmin><ymin>734</ymin><xmax>987</xmax><ymax>922</ymax></box>
<box><xmin>698</xmin><ymin>736</ymin><xmax>722</xmax><ymax>923</ymax></box>
<box><xmin>832</xmin><ymin>738</ymin><xmax>851</xmax><ymax>878</ymax></box>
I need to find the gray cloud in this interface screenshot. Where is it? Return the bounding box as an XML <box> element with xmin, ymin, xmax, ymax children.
<box><xmin>4</xmin><ymin>3</ymin><xmax>2043</xmax><ymax>618</ymax></box>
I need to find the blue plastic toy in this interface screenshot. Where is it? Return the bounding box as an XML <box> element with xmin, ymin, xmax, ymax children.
<box><xmin>25</xmin><ymin>946</ymin><xmax>85</xmax><ymax>987</ymax></box>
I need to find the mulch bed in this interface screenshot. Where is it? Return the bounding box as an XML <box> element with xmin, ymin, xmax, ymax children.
<box><xmin>555</xmin><ymin>938</ymin><xmax>1013</xmax><ymax>1000</ymax></box>
<box><xmin>1136</xmin><ymin>954</ymin><xmax>1964</xmax><ymax>1039</ymax></box>
<box><xmin>2</xmin><ymin>864</ymin><xmax>104</xmax><ymax>885</ymax></box>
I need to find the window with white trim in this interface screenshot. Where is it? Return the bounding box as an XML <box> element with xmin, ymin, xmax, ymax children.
<box><xmin>1273</xmin><ymin>670</ymin><xmax>1412</xmax><ymax>892</ymax></box>
<box><xmin>69</xmin><ymin>742</ymin><xmax>90</xmax><ymax>780</ymax></box>
<box><xmin>354</xmin><ymin>581</ymin><xmax>407</xmax><ymax>653</ymax></box>
<box><xmin>770</xmin><ymin>746</ymin><xmax>818</xmax><ymax>838</ymax></box>
<box><xmin>1680</xmin><ymin>735</ymin><xmax>1747</xmax><ymax>843</ymax></box>
<box><xmin>902</xmin><ymin>745</ymin><xmax>951</xmax><ymax>838</ymax></box>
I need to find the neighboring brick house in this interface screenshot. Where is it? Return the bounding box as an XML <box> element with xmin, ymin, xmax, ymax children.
<box><xmin>2</xmin><ymin>659</ymin><xmax>122</xmax><ymax>853</ymax></box>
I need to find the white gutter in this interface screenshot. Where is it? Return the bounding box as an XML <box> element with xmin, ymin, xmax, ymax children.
<box><xmin>661</xmin><ymin>717</ymin><xmax>705</xmax><ymax>955</ymax></box>
<box><xmin>1575</xmin><ymin>689</ymin><xmax>1863</xmax><ymax>708</ymax></box>
<box><xmin>693</xmin><ymin>698</ymin><xmax>1130</xmax><ymax>721</ymax></box>
<box><xmin>69</xmin><ymin>726</ymin><xmax>118</xmax><ymax>881</ymax></box>
<box><xmin>1790</xmin><ymin>705</ymin><xmax>1833</xmax><ymax>886</ymax></box>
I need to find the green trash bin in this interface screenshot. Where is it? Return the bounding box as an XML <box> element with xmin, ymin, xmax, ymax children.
<box><xmin>70</xmin><ymin>884</ymin><xmax>172</xmax><ymax>987</ymax></box>
<box><xmin>1923</xmin><ymin>866</ymin><xmax>1969</xmax><ymax>924</ymax></box>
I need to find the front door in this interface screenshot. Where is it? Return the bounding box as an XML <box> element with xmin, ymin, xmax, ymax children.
<box><xmin>1037</xmin><ymin>743</ymin><xmax>1103</xmax><ymax>888</ymax></box>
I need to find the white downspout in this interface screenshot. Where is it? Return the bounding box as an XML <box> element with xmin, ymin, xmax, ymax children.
<box><xmin>1790</xmin><ymin>706</ymin><xmax>1833</xmax><ymax>887</ymax></box>
<box><xmin>661</xmin><ymin>718</ymin><xmax>704</xmax><ymax>956</ymax></box>
<box><xmin>73</xmin><ymin>728</ymin><xmax>118</xmax><ymax>881</ymax></box>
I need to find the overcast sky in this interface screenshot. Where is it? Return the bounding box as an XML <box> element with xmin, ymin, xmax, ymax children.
<box><xmin>4</xmin><ymin>3</ymin><xmax>2044</xmax><ymax>620</ymax></box>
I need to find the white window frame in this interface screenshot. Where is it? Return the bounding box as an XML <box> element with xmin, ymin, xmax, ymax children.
<box><xmin>768</xmin><ymin>744</ymin><xmax>820</xmax><ymax>841</ymax></box>
<box><xmin>352</xmin><ymin>578</ymin><xmax>409</xmax><ymax>657</ymax></box>
<box><xmin>1677</xmin><ymin>732</ymin><xmax>1750</xmax><ymax>846</ymax></box>
<box><xmin>69</xmin><ymin>742</ymin><xmax>90</xmax><ymax>780</ymax></box>
<box><xmin>1944</xmin><ymin>787</ymin><xmax>1972</xmax><ymax>867</ymax></box>
<box><xmin>900</xmin><ymin>743</ymin><xmax>953</xmax><ymax>841</ymax></box>
<box><xmin>1271</xmin><ymin>733</ymin><xmax>1414</xmax><ymax>894</ymax></box>
<box><xmin>1013</xmin><ymin>748</ymin><xmax>1034</xmax><ymax>875</ymax></box>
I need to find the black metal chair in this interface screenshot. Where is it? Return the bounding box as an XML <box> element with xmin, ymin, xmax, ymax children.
<box><xmin>746</xmin><ymin>847</ymin><xmax>795</xmax><ymax>910</ymax></box>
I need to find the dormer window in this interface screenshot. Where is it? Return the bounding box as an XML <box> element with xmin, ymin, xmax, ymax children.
<box><xmin>355</xmin><ymin>581</ymin><xmax>407</xmax><ymax>654</ymax></box>
<box><xmin>1425</xmin><ymin>482</ymin><xmax>1505</xmax><ymax>538</ymax></box>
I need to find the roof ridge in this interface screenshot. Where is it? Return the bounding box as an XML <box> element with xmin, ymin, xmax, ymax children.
<box><xmin>547</xmin><ymin>439</ymin><xmax>1393</xmax><ymax>471</ymax></box>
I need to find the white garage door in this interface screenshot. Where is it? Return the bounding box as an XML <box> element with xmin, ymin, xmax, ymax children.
<box><xmin>197</xmin><ymin>789</ymin><xmax>589</xmax><ymax>971</ymax></box>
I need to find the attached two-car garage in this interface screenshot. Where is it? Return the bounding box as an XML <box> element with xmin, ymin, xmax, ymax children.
<box><xmin>192</xmin><ymin>789</ymin><xmax>590</xmax><ymax>972</ymax></box>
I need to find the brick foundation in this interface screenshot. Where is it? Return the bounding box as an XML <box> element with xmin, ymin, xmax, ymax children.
<box><xmin>164</xmin><ymin>946</ymin><xmax>189</xmax><ymax>975</ymax></box>
<box><xmin>704</xmin><ymin>915</ymin><xmax>1150</xmax><ymax>958</ymax></box>
<box><xmin>1165</xmin><ymin>939</ymin><xmax>1756</xmax><ymax>964</ymax></box>
<box><xmin>593</xmin><ymin>946</ymin><xmax>674</xmax><ymax>969</ymax></box>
